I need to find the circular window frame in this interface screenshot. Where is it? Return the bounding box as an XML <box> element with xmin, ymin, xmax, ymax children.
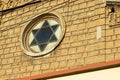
<box><xmin>21</xmin><ymin>12</ymin><xmax>66</xmax><ymax>57</ymax></box>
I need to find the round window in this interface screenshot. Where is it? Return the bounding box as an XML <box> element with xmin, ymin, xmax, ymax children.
<box><xmin>21</xmin><ymin>13</ymin><xmax>65</xmax><ymax>57</ymax></box>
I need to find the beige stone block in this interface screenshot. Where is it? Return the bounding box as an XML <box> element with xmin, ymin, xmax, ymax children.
<box><xmin>68</xmin><ymin>47</ymin><xmax>76</xmax><ymax>54</ymax></box>
<box><xmin>72</xmin><ymin>5</ymin><xmax>79</xmax><ymax>11</ymax></box>
<box><xmin>60</xmin><ymin>43</ymin><xmax>70</xmax><ymax>48</ymax></box>
<box><xmin>72</xmin><ymin>31</ymin><xmax>79</xmax><ymax>35</ymax></box>
<box><xmin>3</xmin><ymin>64</ymin><xmax>11</xmax><ymax>69</ymax></box>
<box><xmin>10</xmin><ymin>47</ymin><xmax>16</xmax><ymax>53</ymax></box>
<box><xmin>76</xmin><ymin>58</ymin><xmax>84</xmax><ymax>66</ymax></box>
<box><xmin>115</xmin><ymin>28</ymin><xmax>120</xmax><ymax>34</ymax></box>
<box><xmin>4</xmin><ymin>48</ymin><xmax>10</xmax><ymax>54</ymax></box>
<box><xmin>78</xmin><ymin>23</ymin><xmax>85</xmax><ymax>30</ymax></box>
<box><xmin>85</xmin><ymin>55</ymin><xmax>105</xmax><ymax>64</ymax></box>
<box><xmin>41</xmin><ymin>63</ymin><xmax>50</xmax><ymax>70</ymax></box>
<box><xmin>61</xmin><ymin>49</ymin><xmax>68</xmax><ymax>55</ymax></box>
<box><xmin>106</xmin><ymin>29</ymin><xmax>114</xmax><ymax>36</ymax></box>
<box><xmin>115</xmin><ymin>53</ymin><xmax>120</xmax><ymax>59</ymax></box>
<box><xmin>50</xmin><ymin>62</ymin><xmax>59</xmax><ymax>69</ymax></box>
<box><xmin>20</xmin><ymin>67</ymin><xmax>26</xmax><ymax>73</ymax></box>
<box><xmin>115</xmin><ymin>40</ymin><xmax>120</xmax><ymax>47</ymax></box>
<box><xmin>57</xmin><ymin>0</ymin><xmax>65</xmax><ymax>4</ymax></box>
<box><xmin>0</xmin><ymin>49</ymin><xmax>3</xmax><ymax>54</ymax></box>
<box><xmin>22</xmin><ymin>62</ymin><xmax>30</xmax><ymax>66</ymax></box>
<box><xmin>88</xmin><ymin>51</ymin><xmax>99</xmax><ymax>57</ymax></box>
<box><xmin>106</xmin><ymin>36</ymin><xmax>112</xmax><ymax>41</ymax></box>
<box><xmin>62</xmin><ymin>37</ymin><xmax>70</xmax><ymax>43</ymax></box>
<box><xmin>5</xmin><ymin>54</ymin><xmax>13</xmax><ymax>58</ymax></box>
<box><xmin>71</xmin><ymin>42</ymin><xmax>82</xmax><ymax>47</ymax></box>
<box><xmin>86</xmin><ymin>45</ymin><xmax>95</xmax><ymax>51</ymax></box>
<box><xmin>80</xmin><ymin>3</ymin><xmax>86</xmax><ymax>9</ymax></box>
<box><xmin>16</xmin><ymin>18</ymin><xmax>22</xmax><ymax>23</ymax></box>
<box><xmin>67</xmin><ymin>59</ymin><xmax>76</xmax><ymax>67</ymax></box>
<box><xmin>8</xmin><ymin>58</ymin><xmax>14</xmax><ymax>64</ymax></box>
<box><xmin>70</xmin><ymin>25</ymin><xmax>78</xmax><ymax>31</ymax></box>
<box><xmin>106</xmin><ymin>41</ymin><xmax>114</xmax><ymax>48</ymax></box>
<box><xmin>88</xmin><ymin>1</ymin><xmax>95</xmax><ymax>7</ymax></box>
<box><xmin>6</xmin><ymin>69</ymin><xmax>12</xmax><ymax>74</ymax></box>
<box><xmin>27</xmin><ymin>66</ymin><xmax>33</xmax><ymax>72</ymax></box>
<box><xmin>77</xmin><ymin>46</ymin><xmax>85</xmax><ymax>53</ymax></box>
<box><xmin>50</xmin><ymin>0</ymin><xmax>57</xmax><ymax>6</ymax></box>
<box><xmin>112</xmin><ymin>35</ymin><xmax>117</xmax><ymax>40</ymax></box>
<box><xmin>78</xmin><ymin>34</ymin><xmax>85</xmax><ymax>41</ymax></box>
<box><xmin>2</xmin><ymin>31</ymin><xmax>8</xmax><ymax>36</ymax></box>
<box><xmin>14</xmin><ymin>57</ymin><xmax>21</xmax><ymax>63</ymax></box>
<box><xmin>18</xmin><ymin>9</ymin><xmax>24</xmax><ymax>14</ymax></box>
<box><xmin>57</xmin><ymin>56</ymin><xmax>69</xmax><ymax>61</ymax></box>
<box><xmin>34</xmin><ymin>65</ymin><xmax>41</xmax><ymax>71</ymax></box>
<box><xmin>6</xmin><ymin>13</ymin><xmax>12</xmax><ymax>18</ymax></box>
<box><xmin>6</xmin><ymin>38</ymin><xmax>11</xmax><ymax>44</ymax></box>
<box><xmin>2</xmin><ymin>59</ymin><xmax>8</xmax><ymax>64</ymax></box>
<box><xmin>13</xmin><ymin>68</ymin><xmax>20</xmax><ymax>74</ymax></box>
<box><xmin>59</xmin><ymin>60</ymin><xmax>67</xmax><ymax>68</ymax></box>
<box><xmin>98</xmin><ymin>8</ymin><xmax>105</xmax><ymax>14</ymax></box>
<box><xmin>70</xmin><ymin>36</ymin><xmax>78</xmax><ymax>42</ymax></box>
<box><xmin>0</xmin><ymin>70</ymin><xmax>5</xmax><ymax>75</ymax></box>
<box><xmin>106</xmin><ymin>54</ymin><xmax>115</xmax><ymax>61</ymax></box>
<box><xmin>106</xmin><ymin>49</ymin><xmax>112</xmax><ymax>54</ymax></box>
<box><xmin>95</xmin><ymin>42</ymin><xmax>105</xmax><ymax>50</ymax></box>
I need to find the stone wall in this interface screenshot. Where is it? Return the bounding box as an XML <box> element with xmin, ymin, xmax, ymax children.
<box><xmin>0</xmin><ymin>0</ymin><xmax>120</xmax><ymax>79</ymax></box>
<box><xmin>0</xmin><ymin>0</ymin><xmax>43</xmax><ymax>11</ymax></box>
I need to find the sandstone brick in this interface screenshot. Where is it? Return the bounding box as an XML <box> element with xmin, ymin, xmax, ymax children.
<box><xmin>33</xmin><ymin>65</ymin><xmax>41</xmax><ymax>71</ymax></box>
<box><xmin>3</xmin><ymin>64</ymin><xmax>11</xmax><ymax>69</ymax></box>
<box><xmin>88</xmin><ymin>51</ymin><xmax>99</xmax><ymax>57</ymax></box>
<box><xmin>68</xmin><ymin>47</ymin><xmax>77</xmax><ymax>54</ymax></box>
<box><xmin>88</xmin><ymin>1</ymin><xmax>95</xmax><ymax>7</ymax></box>
<box><xmin>31</xmin><ymin>71</ymin><xmax>42</xmax><ymax>76</ymax></box>
<box><xmin>106</xmin><ymin>54</ymin><xmax>115</xmax><ymax>61</ymax></box>
<box><xmin>27</xmin><ymin>66</ymin><xmax>33</xmax><ymax>72</ymax></box>
<box><xmin>106</xmin><ymin>41</ymin><xmax>114</xmax><ymax>48</ymax></box>
<box><xmin>5</xmin><ymin>54</ymin><xmax>13</xmax><ymax>58</ymax></box>
<box><xmin>2</xmin><ymin>59</ymin><xmax>8</xmax><ymax>64</ymax></box>
<box><xmin>60</xmin><ymin>43</ymin><xmax>70</xmax><ymax>48</ymax></box>
<box><xmin>10</xmin><ymin>47</ymin><xmax>16</xmax><ymax>53</ymax></box>
<box><xmin>77</xmin><ymin>46</ymin><xmax>85</xmax><ymax>53</ymax></box>
<box><xmin>41</xmin><ymin>63</ymin><xmax>50</xmax><ymax>70</ymax></box>
<box><xmin>57</xmin><ymin>56</ymin><xmax>69</xmax><ymax>61</ymax></box>
<box><xmin>115</xmin><ymin>40</ymin><xmax>120</xmax><ymax>47</ymax></box>
<box><xmin>59</xmin><ymin>60</ymin><xmax>67</xmax><ymax>68</ymax></box>
<box><xmin>67</xmin><ymin>59</ymin><xmax>76</xmax><ymax>67</ymax></box>
<box><xmin>6</xmin><ymin>68</ymin><xmax>12</xmax><ymax>75</ymax></box>
<box><xmin>115</xmin><ymin>53</ymin><xmax>120</xmax><ymax>59</ymax></box>
<box><xmin>70</xmin><ymin>36</ymin><xmax>78</xmax><ymax>42</ymax></box>
<box><xmin>106</xmin><ymin>49</ymin><xmax>112</xmax><ymax>54</ymax></box>
<box><xmin>95</xmin><ymin>42</ymin><xmax>105</xmax><ymax>50</ymax></box>
<box><xmin>61</xmin><ymin>49</ymin><xmax>68</xmax><ymax>55</ymax></box>
<box><xmin>85</xmin><ymin>55</ymin><xmax>105</xmax><ymax>64</ymax></box>
<box><xmin>8</xmin><ymin>58</ymin><xmax>14</xmax><ymax>64</ymax></box>
<box><xmin>50</xmin><ymin>62</ymin><xmax>59</xmax><ymax>69</ymax></box>
<box><xmin>76</xmin><ymin>58</ymin><xmax>84</xmax><ymax>66</ymax></box>
<box><xmin>14</xmin><ymin>57</ymin><xmax>21</xmax><ymax>63</ymax></box>
<box><xmin>86</xmin><ymin>45</ymin><xmax>95</xmax><ymax>51</ymax></box>
<box><xmin>106</xmin><ymin>29</ymin><xmax>114</xmax><ymax>36</ymax></box>
<box><xmin>115</xmin><ymin>28</ymin><xmax>120</xmax><ymax>34</ymax></box>
<box><xmin>3</xmin><ymin>48</ymin><xmax>10</xmax><ymax>54</ymax></box>
<box><xmin>79</xmin><ymin>2</ymin><xmax>86</xmax><ymax>9</ymax></box>
<box><xmin>0</xmin><ymin>70</ymin><xmax>5</xmax><ymax>75</ymax></box>
<box><xmin>20</xmin><ymin>67</ymin><xmax>27</xmax><ymax>73</ymax></box>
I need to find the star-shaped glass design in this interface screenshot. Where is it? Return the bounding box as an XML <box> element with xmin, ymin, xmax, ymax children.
<box><xmin>29</xmin><ymin>20</ymin><xmax>61</xmax><ymax>52</ymax></box>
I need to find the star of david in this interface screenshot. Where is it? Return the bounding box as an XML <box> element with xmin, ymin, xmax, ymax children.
<box><xmin>30</xmin><ymin>20</ymin><xmax>59</xmax><ymax>51</ymax></box>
